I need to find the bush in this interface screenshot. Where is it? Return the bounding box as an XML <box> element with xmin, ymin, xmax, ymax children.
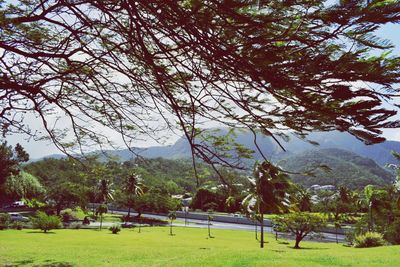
<box><xmin>109</xmin><ymin>225</ymin><xmax>121</xmax><ymax>234</ymax></box>
<box><xmin>11</xmin><ymin>221</ymin><xmax>24</xmax><ymax>230</ymax></box>
<box><xmin>0</xmin><ymin>213</ymin><xmax>11</xmax><ymax>230</ymax></box>
<box><xmin>120</xmin><ymin>216</ymin><xmax>167</xmax><ymax>226</ymax></box>
<box><xmin>354</xmin><ymin>232</ymin><xmax>385</xmax><ymax>248</ymax></box>
<box><xmin>384</xmin><ymin>219</ymin><xmax>400</xmax><ymax>245</ymax></box>
<box><xmin>32</xmin><ymin>211</ymin><xmax>61</xmax><ymax>233</ymax></box>
<box><xmin>61</xmin><ymin>209</ymin><xmax>78</xmax><ymax>223</ymax></box>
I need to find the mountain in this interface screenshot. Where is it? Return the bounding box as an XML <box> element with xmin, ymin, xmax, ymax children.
<box><xmin>35</xmin><ymin>129</ymin><xmax>400</xmax><ymax>169</ymax></box>
<box><xmin>98</xmin><ymin>130</ymin><xmax>400</xmax><ymax>166</ymax></box>
<box><xmin>278</xmin><ymin>148</ymin><xmax>395</xmax><ymax>189</ymax></box>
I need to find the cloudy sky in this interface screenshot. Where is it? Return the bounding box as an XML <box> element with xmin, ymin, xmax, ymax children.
<box><xmin>5</xmin><ymin>22</ymin><xmax>400</xmax><ymax>160</ymax></box>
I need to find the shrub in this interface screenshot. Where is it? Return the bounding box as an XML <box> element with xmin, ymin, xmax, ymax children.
<box><xmin>0</xmin><ymin>213</ymin><xmax>11</xmax><ymax>230</ymax></box>
<box><xmin>61</xmin><ymin>209</ymin><xmax>78</xmax><ymax>223</ymax></box>
<box><xmin>120</xmin><ymin>216</ymin><xmax>167</xmax><ymax>226</ymax></box>
<box><xmin>109</xmin><ymin>225</ymin><xmax>121</xmax><ymax>234</ymax></box>
<box><xmin>11</xmin><ymin>221</ymin><xmax>24</xmax><ymax>230</ymax></box>
<box><xmin>354</xmin><ymin>232</ymin><xmax>385</xmax><ymax>248</ymax></box>
<box><xmin>32</xmin><ymin>211</ymin><xmax>61</xmax><ymax>233</ymax></box>
<box><xmin>384</xmin><ymin>219</ymin><xmax>400</xmax><ymax>245</ymax></box>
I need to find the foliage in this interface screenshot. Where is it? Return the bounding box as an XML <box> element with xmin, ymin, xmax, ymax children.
<box><xmin>11</xmin><ymin>221</ymin><xmax>23</xmax><ymax>230</ymax></box>
<box><xmin>273</xmin><ymin>212</ymin><xmax>327</xmax><ymax>249</ymax></box>
<box><xmin>46</xmin><ymin>182</ymin><xmax>86</xmax><ymax>216</ymax></box>
<box><xmin>109</xmin><ymin>225</ymin><xmax>121</xmax><ymax>235</ymax></box>
<box><xmin>1</xmin><ymin>0</ymin><xmax>399</xmax><ymax>169</ymax></box>
<box><xmin>354</xmin><ymin>232</ymin><xmax>385</xmax><ymax>248</ymax></box>
<box><xmin>191</xmin><ymin>188</ymin><xmax>225</xmax><ymax>211</ymax></box>
<box><xmin>0</xmin><ymin>142</ymin><xmax>29</xmax><ymax>187</ymax></box>
<box><xmin>280</xmin><ymin>149</ymin><xmax>394</xmax><ymax>189</ymax></box>
<box><xmin>134</xmin><ymin>193</ymin><xmax>179</xmax><ymax>217</ymax></box>
<box><xmin>60</xmin><ymin>209</ymin><xmax>79</xmax><ymax>223</ymax></box>
<box><xmin>32</xmin><ymin>211</ymin><xmax>61</xmax><ymax>233</ymax></box>
<box><xmin>0</xmin><ymin>213</ymin><xmax>11</xmax><ymax>230</ymax></box>
<box><xmin>0</xmin><ymin>171</ymin><xmax>45</xmax><ymax>204</ymax></box>
<box><xmin>242</xmin><ymin>160</ymin><xmax>292</xmax><ymax>248</ymax></box>
<box><xmin>384</xmin><ymin>218</ymin><xmax>400</xmax><ymax>245</ymax></box>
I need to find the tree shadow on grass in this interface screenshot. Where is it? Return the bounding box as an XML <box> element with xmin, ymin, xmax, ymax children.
<box><xmin>35</xmin><ymin>262</ymin><xmax>75</xmax><ymax>267</ymax></box>
<box><xmin>288</xmin><ymin>246</ymin><xmax>329</xmax><ymax>250</ymax></box>
<box><xmin>26</xmin><ymin>231</ymin><xmax>56</xmax><ymax>234</ymax></box>
<box><xmin>5</xmin><ymin>260</ymin><xmax>74</xmax><ymax>267</ymax></box>
<box><xmin>4</xmin><ymin>259</ymin><xmax>34</xmax><ymax>266</ymax></box>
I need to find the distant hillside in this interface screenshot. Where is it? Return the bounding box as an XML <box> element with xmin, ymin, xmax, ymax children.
<box><xmin>278</xmin><ymin>148</ymin><xmax>395</xmax><ymax>189</ymax></box>
<box><xmin>36</xmin><ymin>129</ymin><xmax>400</xmax><ymax>168</ymax></box>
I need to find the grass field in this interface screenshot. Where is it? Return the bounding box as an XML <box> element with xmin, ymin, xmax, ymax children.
<box><xmin>1</xmin><ymin>227</ymin><xmax>399</xmax><ymax>267</ymax></box>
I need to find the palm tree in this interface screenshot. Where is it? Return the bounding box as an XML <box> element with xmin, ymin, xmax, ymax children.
<box><xmin>123</xmin><ymin>173</ymin><xmax>143</xmax><ymax>221</ymax></box>
<box><xmin>96</xmin><ymin>204</ymin><xmax>108</xmax><ymax>230</ymax></box>
<box><xmin>98</xmin><ymin>179</ymin><xmax>114</xmax><ymax>204</ymax></box>
<box><xmin>242</xmin><ymin>161</ymin><xmax>291</xmax><ymax>248</ymax></box>
<box><xmin>168</xmin><ymin>211</ymin><xmax>176</xmax><ymax>236</ymax></box>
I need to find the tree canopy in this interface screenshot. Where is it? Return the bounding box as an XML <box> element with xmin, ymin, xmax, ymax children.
<box><xmin>1</xmin><ymin>0</ymin><xmax>399</xmax><ymax>167</ymax></box>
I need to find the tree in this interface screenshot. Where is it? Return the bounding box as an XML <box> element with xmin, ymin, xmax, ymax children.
<box><xmin>46</xmin><ymin>182</ymin><xmax>84</xmax><ymax>216</ymax></box>
<box><xmin>273</xmin><ymin>212</ymin><xmax>326</xmax><ymax>249</ymax></box>
<box><xmin>98</xmin><ymin>179</ymin><xmax>114</xmax><ymax>205</ymax></box>
<box><xmin>96</xmin><ymin>204</ymin><xmax>108</xmax><ymax>231</ymax></box>
<box><xmin>1</xmin><ymin>1</ymin><xmax>399</xmax><ymax>170</ymax></box>
<box><xmin>0</xmin><ymin>171</ymin><xmax>45</xmax><ymax>205</ymax></box>
<box><xmin>32</xmin><ymin>211</ymin><xmax>61</xmax><ymax>233</ymax></box>
<box><xmin>167</xmin><ymin>211</ymin><xmax>176</xmax><ymax>236</ymax></box>
<box><xmin>362</xmin><ymin>185</ymin><xmax>391</xmax><ymax>231</ymax></box>
<box><xmin>242</xmin><ymin>161</ymin><xmax>291</xmax><ymax>248</ymax></box>
<box><xmin>121</xmin><ymin>173</ymin><xmax>143</xmax><ymax>221</ymax></box>
<box><xmin>0</xmin><ymin>142</ymin><xmax>29</xmax><ymax>187</ymax></box>
<box><xmin>294</xmin><ymin>187</ymin><xmax>312</xmax><ymax>212</ymax></box>
<box><xmin>207</xmin><ymin>210</ymin><xmax>214</xmax><ymax>238</ymax></box>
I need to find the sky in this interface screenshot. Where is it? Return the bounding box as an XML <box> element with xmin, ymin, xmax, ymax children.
<box><xmin>4</xmin><ymin>10</ymin><xmax>400</xmax><ymax>159</ymax></box>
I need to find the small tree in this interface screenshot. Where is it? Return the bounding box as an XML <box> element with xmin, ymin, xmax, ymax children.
<box><xmin>109</xmin><ymin>225</ymin><xmax>121</xmax><ymax>234</ymax></box>
<box><xmin>274</xmin><ymin>212</ymin><xmax>326</xmax><ymax>249</ymax></box>
<box><xmin>207</xmin><ymin>210</ymin><xmax>214</xmax><ymax>238</ymax></box>
<box><xmin>32</xmin><ymin>211</ymin><xmax>61</xmax><ymax>233</ymax></box>
<box><xmin>168</xmin><ymin>211</ymin><xmax>176</xmax><ymax>236</ymax></box>
<box><xmin>96</xmin><ymin>204</ymin><xmax>108</xmax><ymax>231</ymax></box>
<box><xmin>0</xmin><ymin>213</ymin><xmax>11</xmax><ymax>230</ymax></box>
<box><xmin>334</xmin><ymin>218</ymin><xmax>342</xmax><ymax>244</ymax></box>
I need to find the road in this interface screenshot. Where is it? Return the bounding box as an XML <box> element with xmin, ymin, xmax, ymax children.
<box><xmin>110</xmin><ymin>210</ymin><xmax>346</xmax><ymax>243</ymax></box>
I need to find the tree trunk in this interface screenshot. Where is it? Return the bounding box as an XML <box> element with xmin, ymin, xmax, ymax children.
<box><xmin>127</xmin><ymin>206</ymin><xmax>131</xmax><ymax>222</ymax></box>
<box><xmin>170</xmin><ymin>220</ymin><xmax>173</xmax><ymax>235</ymax></box>
<box><xmin>335</xmin><ymin>228</ymin><xmax>338</xmax><ymax>244</ymax></box>
<box><xmin>100</xmin><ymin>215</ymin><xmax>103</xmax><ymax>231</ymax></box>
<box><xmin>255</xmin><ymin>221</ymin><xmax>258</xmax><ymax>241</ymax></box>
<box><xmin>260</xmin><ymin>213</ymin><xmax>264</xmax><ymax>248</ymax></box>
<box><xmin>208</xmin><ymin>221</ymin><xmax>211</xmax><ymax>238</ymax></box>
<box><xmin>294</xmin><ymin>236</ymin><xmax>301</xmax><ymax>249</ymax></box>
<box><xmin>56</xmin><ymin>205</ymin><xmax>62</xmax><ymax>216</ymax></box>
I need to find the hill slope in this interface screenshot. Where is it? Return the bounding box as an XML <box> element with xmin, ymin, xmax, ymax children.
<box><xmin>278</xmin><ymin>148</ymin><xmax>395</xmax><ymax>189</ymax></box>
<box><xmin>36</xmin><ymin>130</ymin><xmax>400</xmax><ymax>169</ymax></box>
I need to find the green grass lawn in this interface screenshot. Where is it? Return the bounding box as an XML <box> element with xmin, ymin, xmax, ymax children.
<box><xmin>1</xmin><ymin>227</ymin><xmax>399</xmax><ymax>267</ymax></box>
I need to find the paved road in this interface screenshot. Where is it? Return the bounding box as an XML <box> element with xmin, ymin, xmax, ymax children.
<box><xmin>110</xmin><ymin>210</ymin><xmax>346</xmax><ymax>243</ymax></box>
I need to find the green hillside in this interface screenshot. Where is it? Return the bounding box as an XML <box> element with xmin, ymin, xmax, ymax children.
<box><xmin>279</xmin><ymin>148</ymin><xmax>395</xmax><ymax>189</ymax></box>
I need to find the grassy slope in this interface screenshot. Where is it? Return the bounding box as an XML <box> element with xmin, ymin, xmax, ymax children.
<box><xmin>1</xmin><ymin>227</ymin><xmax>399</xmax><ymax>267</ymax></box>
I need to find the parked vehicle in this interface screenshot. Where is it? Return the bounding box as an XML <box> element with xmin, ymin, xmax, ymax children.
<box><xmin>9</xmin><ymin>201</ymin><xmax>26</xmax><ymax>208</ymax></box>
<box><xmin>8</xmin><ymin>213</ymin><xmax>30</xmax><ymax>222</ymax></box>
